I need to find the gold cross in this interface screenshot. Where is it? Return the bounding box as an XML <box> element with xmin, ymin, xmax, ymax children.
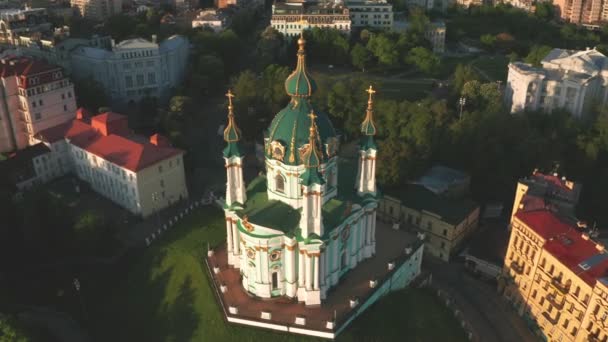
<box><xmin>366</xmin><ymin>85</ymin><xmax>376</xmax><ymax>96</ymax></box>
<box><xmin>308</xmin><ymin>111</ymin><xmax>317</xmax><ymax>122</ymax></box>
<box><xmin>226</xmin><ymin>89</ymin><xmax>235</xmax><ymax>107</ymax></box>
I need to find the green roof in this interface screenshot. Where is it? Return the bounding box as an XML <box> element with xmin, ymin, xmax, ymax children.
<box><xmin>386</xmin><ymin>184</ymin><xmax>478</xmax><ymax>225</ymax></box>
<box><xmin>223</xmin><ymin>141</ymin><xmax>243</xmax><ymax>158</ymax></box>
<box><xmin>359</xmin><ymin>136</ymin><xmax>377</xmax><ymax>150</ymax></box>
<box><xmin>300</xmin><ymin>168</ymin><xmax>325</xmax><ymax>186</ymax></box>
<box><xmin>285</xmin><ymin>37</ymin><xmax>316</xmax><ymax>98</ymax></box>
<box><xmin>266</xmin><ymin>99</ymin><xmax>336</xmax><ymax>165</ymax></box>
<box><xmin>236</xmin><ymin>158</ymin><xmax>378</xmax><ymax>238</ymax></box>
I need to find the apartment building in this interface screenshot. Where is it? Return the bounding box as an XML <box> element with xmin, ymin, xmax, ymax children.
<box><xmin>71</xmin><ymin>0</ymin><xmax>123</xmax><ymax>21</ymax></box>
<box><xmin>0</xmin><ymin>57</ymin><xmax>77</xmax><ymax>153</ymax></box>
<box><xmin>33</xmin><ymin>110</ymin><xmax>188</xmax><ymax>217</ymax></box>
<box><xmin>554</xmin><ymin>0</ymin><xmax>608</xmax><ymax>27</ymax></box>
<box><xmin>192</xmin><ymin>10</ymin><xmax>224</xmax><ymax>32</ymax></box>
<box><xmin>271</xmin><ymin>1</ymin><xmax>351</xmax><ymax>37</ymax></box>
<box><xmin>0</xmin><ymin>142</ymin><xmax>55</xmax><ymax>190</ymax></box>
<box><xmin>500</xmin><ymin>172</ymin><xmax>608</xmax><ymax>342</ymax></box>
<box><xmin>346</xmin><ymin>0</ymin><xmax>393</xmax><ymax>29</ymax></box>
<box><xmin>504</xmin><ymin>48</ymin><xmax>608</xmax><ymax>119</ymax></box>
<box><xmin>0</xmin><ymin>8</ymin><xmax>51</xmax><ymax>46</ymax></box>
<box><xmin>70</xmin><ymin>35</ymin><xmax>189</xmax><ymax>105</ymax></box>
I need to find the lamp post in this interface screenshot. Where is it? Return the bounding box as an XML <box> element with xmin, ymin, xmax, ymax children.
<box><xmin>458</xmin><ymin>97</ymin><xmax>466</xmax><ymax>121</ymax></box>
<box><xmin>73</xmin><ymin>278</ymin><xmax>88</xmax><ymax>323</ymax></box>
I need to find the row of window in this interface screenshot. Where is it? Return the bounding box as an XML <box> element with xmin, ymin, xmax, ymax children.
<box><xmin>125</xmin><ymin>73</ymin><xmax>157</xmax><ymax>88</ymax></box>
<box><xmin>20</xmin><ymin>81</ymin><xmax>71</xmax><ymax>97</ymax></box>
<box><xmin>121</xmin><ymin>49</ymin><xmax>156</xmax><ymax>60</ymax></box>
<box><xmin>123</xmin><ymin>60</ymin><xmax>156</xmax><ymax>69</ymax></box>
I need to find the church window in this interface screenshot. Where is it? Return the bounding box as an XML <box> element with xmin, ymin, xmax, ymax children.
<box><xmin>275</xmin><ymin>174</ymin><xmax>285</xmax><ymax>193</ymax></box>
<box><xmin>271</xmin><ymin>272</ymin><xmax>278</xmax><ymax>289</ymax></box>
<box><xmin>246</xmin><ymin>248</ymin><xmax>256</xmax><ymax>260</ymax></box>
<box><xmin>269</xmin><ymin>250</ymin><xmax>281</xmax><ymax>261</ymax></box>
<box><xmin>340</xmin><ymin>250</ymin><xmax>347</xmax><ymax>270</ymax></box>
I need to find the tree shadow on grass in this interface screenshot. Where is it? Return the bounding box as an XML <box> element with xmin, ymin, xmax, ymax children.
<box><xmin>159</xmin><ymin>275</ymin><xmax>200</xmax><ymax>342</ymax></box>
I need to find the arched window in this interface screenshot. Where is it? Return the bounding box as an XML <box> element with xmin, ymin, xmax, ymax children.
<box><xmin>271</xmin><ymin>272</ymin><xmax>278</xmax><ymax>289</ymax></box>
<box><xmin>276</xmin><ymin>174</ymin><xmax>285</xmax><ymax>193</ymax></box>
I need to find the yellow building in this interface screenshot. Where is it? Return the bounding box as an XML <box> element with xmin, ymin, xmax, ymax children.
<box><xmin>378</xmin><ymin>184</ymin><xmax>479</xmax><ymax>261</ymax></box>
<box><xmin>500</xmin><ymin>172</ymin><xmax>608</xmax><ymax>342</ymax></box>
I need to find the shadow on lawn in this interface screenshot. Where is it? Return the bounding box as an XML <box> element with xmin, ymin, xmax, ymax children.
<box><xmin>160</xmin><ymin>275</ymin><xmax>200</xmax><ymax>342</ymax></box>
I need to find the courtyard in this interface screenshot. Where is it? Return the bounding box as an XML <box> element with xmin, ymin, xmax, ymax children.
<box><xmin>76</xmin><ymin>205</ymin><xmax>468</xmax><ymax>341</ymax></box>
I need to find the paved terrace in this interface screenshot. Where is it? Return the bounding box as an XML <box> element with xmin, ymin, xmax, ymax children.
<box><xmin>206</xmin><ymin>221</ymin><xmax>418</xmax><ymax>335</ymax></box>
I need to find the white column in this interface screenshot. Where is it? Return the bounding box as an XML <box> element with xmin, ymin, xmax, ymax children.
<box><xmin>232</xmin><ymin>223</ymin><xmax>240</xmax><ymax>255</ymax></box>
<box><xmin>256</xmin><ymin>246</ymin><xmax>263</xmax><ymax>283</ymax></box>
<box><xmin>313</xmin><ymin>255</ymin><xmax>320</xmax><ymax>290</ymax></box>
<box><xmin>226</xmin><ymin>164</ymin><xmax>233</xmax><ymax>204</ymax></box>
<box><xmin>226</xmin><ymin>219</ymin><xmax>234</xmax><ymax>252</ymax></box>
<box><xmin>298</xmin><ymin>250</ymin><xmax>304</xmax><ymax>287</ymax></box>
<box><xmin>305</xmin><ymin>255</ymin><xmax>313</xmax><ymax>290</ymax></box>
<box><xmin>286</xmin><ymin>246</ymin><xmax>294</xmax><ymax>283</ymax></box>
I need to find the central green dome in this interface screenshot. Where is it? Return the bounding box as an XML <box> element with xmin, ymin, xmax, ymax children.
<box><xmin>266</xmin><ymin>99</ymin><xmax>336</xmax><ymax>165</ymax></box>
<box><xmin>266</xmin><ymin>33</ymin><xmax>336</xmax><ymax>166</ymax></box>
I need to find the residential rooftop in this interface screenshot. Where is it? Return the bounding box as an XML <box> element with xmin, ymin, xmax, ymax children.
<box><xmin>386</xmin><ymin>183</ymin><xmax>478</xmax><ymax>225</ymax></box>
<box><xmin>515</xmin><ymin>209</ymin><xmax>608</xmax><ymax>286</ymax></box>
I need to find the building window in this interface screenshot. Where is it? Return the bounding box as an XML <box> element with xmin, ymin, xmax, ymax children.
<box><xmin>68</xmin><ymin>91</ymin><xmax>72</xmax><ymax>98</ymax></box>
<box><xmin>271</xmin><ymin>272</ymin><xmax>278</xmax><ymax>289</ymax></box>
<box><xmin>148</xmin><ymin>73</ymin><xmax>156</xmax><ymax>84</ymax></box>
<box><xmin>160</xmin><ymin>179</ymin><xmax>164</xmax><ymax>188</ymax></box>
<box><xmin>136</xmin><ymin>74</ymin><xmax>144</xmax><ymax>86</ymax></box>
<box><xmin>275</xmin><ymin>174</ymin><xmax>285</xmax><ymax>193</ymax></box>
<box><xmin>31</xmin><ymin>101</ymin><xmax>36</xmax><ymax>108</ymax></box>
<box><xmin>440</xmin><ymin>241</ymin><xmax>446</xmax><ymax>250</ymax></box>
<box><xmin>443</xmin><ymin>229</ymin><xmax>447</xmax><ymax>236</ymax></box>
<box><xmin>427</xmin><ymin>221</ymin><xmax>433</xmax><ymax>231</ymax></box>
<box><xmin>125</xmin><ymin>76</ymin><xmax>133</xmax><ymax>88</ymax></box>
<box><xmin>64</xmin><ymin>105</ymin><xmax>67</xmax><ymax>111</ymax></box>
<box><xmin>39</xmin><ymin>99</ymin><xmax>43</xmax><ymax>106</ymax></box>
<box><xmin>531</xmin><ymin>289</ymin><xmax>537</xmax><ymax>299</ymax></box>
<box><xmin>34</xmin><ymin>112</ymin><xmax>41</xmax><ymax>120</ymax></box>
<box><xmin>570</xmin><ymin>327</ymin><xmax>577</xmax><ymax>337</ymax></box>
<box><xmin>158</xmin><ymin>165</ymin><xmax>163</xmax><ymax>173</ymax></box>
<box><xmin>61</xmin><ymin>93</ymin><xmax>65</xmax><ymax>99</ymax></box>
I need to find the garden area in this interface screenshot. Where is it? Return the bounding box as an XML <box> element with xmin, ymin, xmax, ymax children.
<box><xmin>79</xmin><ymin>205</ymin><xmax>468</xmax><ymax>342</ymax></box>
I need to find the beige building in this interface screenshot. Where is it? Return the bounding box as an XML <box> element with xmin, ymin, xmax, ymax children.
<box><xmin>378</xmin><ymin>183</ymin><xmax>480</xmax><ymax>261</ymax></box>
<box><xmin>271</xmin><ymin>1</ymin><xmax>351</xmax><ymax>38</ymax></box>
<box><xmin>34</xmin><ymin>110</ymin><xmax>188</xmax><ymax>217</ymax></box>
<box><xmin>71</xmin><ymin>0</ymin><xmax>122</xmax><ymax>21</ymax></box>
<box><xmin>553</xmin><ymin>0</ymin><xmax>608</xmax><ymax>27</ymax></box>
<box><xmin>0</xmin><ymin>8</ymin><xmax>51</xmax><ymax>46</ymax></box>
<box><xmin>505</xmin><ymin>48</ymin><xmax>608</xmax><ymax>119</ymax></box>
<box><xmin>346</xmin><ymin>0</ymin><xmax>393</xmax><ymax>29</ymax></box>
<box><xmin>0</xmin><ymin>56</ymin><xmax>76</xmax><ymax>153</ymax></box>
<box><xmin>500</xmin><ymin>172</ymin><xmax>608</xmax><ymax>342</ymax></box>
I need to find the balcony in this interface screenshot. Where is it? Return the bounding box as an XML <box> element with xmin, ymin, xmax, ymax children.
<box><xmin>542</xmin><ymin>311</ymin><xmax>559</xmax><ymax>325</ymax></box>
<box><xmin>551</xmin><ymin>278</ymin><xmax>570</xmax><ymax>294</ymax></box>
<box><xmin>546</xmin><ymin>293</ymin><xmax>565</xmax><ymax>310</ymax></box>
<box><xmin>511</xmin><ymin>261</ymin><xmax>524</xmax><ymax>275</ymax></box>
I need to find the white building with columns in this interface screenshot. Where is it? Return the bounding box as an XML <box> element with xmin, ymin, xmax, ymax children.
<box><xmin>221</xmin><ymin>36</ymin><xmax>379</xmax><ymax>306</ymax></box>
<box><xmin>504</xmin><ymin>48</ymin><xmax>608</xmax><ymax>119</ymax></box>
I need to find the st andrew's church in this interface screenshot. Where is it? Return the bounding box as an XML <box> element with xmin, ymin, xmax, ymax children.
<box><xmin>222</xmin><ymin>34</ymin><xmax>379</xmax><ymax>306</ymax></box>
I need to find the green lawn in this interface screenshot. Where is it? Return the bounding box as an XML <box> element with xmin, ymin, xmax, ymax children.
<box><xmin>81</xmin><ymin>206</ymin><xmax>467</xmax><ymax>342</ymax></box>
<box><xmin>470</xmin><ymin>55</ymin><xmax>510</xmax><ymax>82</ymax></box>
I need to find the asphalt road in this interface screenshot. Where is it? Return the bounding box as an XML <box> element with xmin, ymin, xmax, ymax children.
<box><xmin>425</xmin><ymin>258</ymin><xmax>539</xmax><ymax>342</ymax></box>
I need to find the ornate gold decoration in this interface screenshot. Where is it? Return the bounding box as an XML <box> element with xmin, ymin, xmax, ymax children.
<box><xmin>341</xmin><ymin>226</ymin><xmax>351</xmax><ymax>242</ymax></box>
<box><xmin>298</xmin><ymin>143</ymin><xmax>310</xmax><ymax>162</ymax></box>
<box><xmin>302</xmin><ymin>111</ymin><xmax>322</xmax><ymax>168</ymax></box>
<box><xmin>361</xmin><ymin>85</ymin><xmax>377</xmax><ymax>136</ymax></box>
<box><xmin>246</xmin><ymin>247</ymin><xmax>256</xmax><ymax>260</ymax></box>
<box><xmin>269</xmin><ymin>250</ymin><xmax>282</xmax><ymax>261</ymax></box>
<box><xmin>223</xmin><ymin>89</ymin><xmax>241</xmax><ymax>142</ymax></box>
<box><xmin>270</xmin><ymin>140</ymin><xmax>285</xmax><ymax>161</ymax></box>
<box><xmin>289</xmin><ymin>119</ymin><xmax>297</xmax><ymax>163</ymax></box>
<box><xmin>242</xmin><ymin>215</ymin><xmax>254</xmax><ymax>232</ymax></box>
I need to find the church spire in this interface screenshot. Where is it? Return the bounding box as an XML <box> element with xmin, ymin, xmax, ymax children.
<box><xmin>223</xmin><ymin>89</ymin><xmax>243</xmax><ymax>158</ymax></box>
<box><xmin>361</xmin><ymin>85</ymin><xmax>377</xmax><ymax>136</ymax></box>
<box><xmin>300</xmin><ymin>111</ymin><xmax>325</xmax><ymax>186</ymax></box>
<box><xmin>284</xmin><ymin>31</ymin><xmax>316</xmax><ymax>98</ymax></box>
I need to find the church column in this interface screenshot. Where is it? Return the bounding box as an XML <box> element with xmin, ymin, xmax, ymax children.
<box><xmin>313</xmin><ymin>255</ymin><xmax>320</xmax><ymax>290</ymax></box>
<box><xmin>305</xmin><ymin>255</ymin><xmax>313</xmax><ymax>290</ymax></box>
<box><xmin>226</xmin><ymin>218</ymin><xmax>233</xmax><ymax>253</ymax></box>
<box><xmin>232</xmin><ymin>222</ymin><xmax>240</xmax><ymax>255</ymax></box>
<box><xmin>256</xmin><ymin>245</ymin><xmax>263</xmax><ymax>283</ymax></box>
<box><xmin>298</xmin><ymin>249</ymin><xmax>305</xmax><ymax>287</ymax></box>
<box><xmin>286</xmin><ymin>245</ymin><xmax>296</xmax><ymax>296</ymax></box>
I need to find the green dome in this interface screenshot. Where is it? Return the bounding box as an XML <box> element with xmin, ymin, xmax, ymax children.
<box><xmin>285</xmin><ymin>36</ymin><xmax>316</xmax><ymax>98</ymax></box>
<box><xmin>266</xmin><ymin>99</ymin><xmax>336</xmax><ymax>165</ymax></box>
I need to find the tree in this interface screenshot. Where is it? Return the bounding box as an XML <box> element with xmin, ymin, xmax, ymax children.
<box><xmin>405</xmin><ymin>47</ymin><xmax>440</xmax><ymax>74</ymax></box>
<box><xmin>351</xmin><ymin>43</ymin><xmax>373</xmax><ymax>71</ymax></box>
<box><xmin>74</xmin><ymin>78</ymin><xmax>109</xmax><ymax>112</ymax></box>
<box><xmin>535</xmin><ymin>1</ymin><xmax>555</xmax><ymax>21</ymax></box>
<box><xmin>168</xmin><ymin>96</ymin><xmax>194</xmax><ymax>119</ymax></box>
<box><xmin>525</xmin><ymin>45</ymin><xmax>552</xmax><ymax>66</ymax></box>
<box><xmin>0</xmin><ymin>314</ymin><xmax>31</xmax><ymax>342</ymax></box>
<box><xmin>366</xmin><ymin>33</ymin><xmax>403</xmax><ymax>68</ymax></box>
<box><xmin>326</xmin><ymin>78</ymin><xmax>370</xmax><ymax>136</ymax></box>
<box><xmin>480</xmin><ymin>34</ymin><xmax>496</xmax><ymax>50</ymax></box>
<box><xmin>260</xmin><ymin>64</ymin><xmax>290</xmax><ymax>112</ymax></box>
<box><xmin>451</xmin><ymin>64</ymin><xmax>480</xmax><ymax>95</ymax></box>
<box><xmin>105</xmin><ymin>15</ymin><xmax>137</xmax><ymax>42</ymax></box>
<box><xmin>306</xmin><ymin>28</ymin><xmax>350</xmax><ymax>65</ymax></box>
<box><xmin>256</xmin><ymin>27</ymin><xmax>285</xmax><ymax>70</ymax></box>
<box><xmin>72</xmin><ymin>210</ymin><xmax>105</xmax><ymax>251</ymax></box>
<box><xmin>191</xmin><ymin>54</ymin><xmax>225</xmax><ymax>94</ymax></box>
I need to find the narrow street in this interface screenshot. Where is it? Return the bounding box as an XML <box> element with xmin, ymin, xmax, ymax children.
<box><xmin>425</xmin><ymin>258</ymin><xmax>539</xmax><ymax>342</ymax></box>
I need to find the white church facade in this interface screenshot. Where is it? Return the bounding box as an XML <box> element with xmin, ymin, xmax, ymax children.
<box><xmin>221</xmin><ymin>35</ymin><xmax>380</xmax><ymax>306</ymax></box>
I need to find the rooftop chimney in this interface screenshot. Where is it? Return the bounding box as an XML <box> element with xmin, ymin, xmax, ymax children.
<box><xmin>150</xmin><ymin>133</ymin><xmax>170</xmax><ymax>147</ymax></box>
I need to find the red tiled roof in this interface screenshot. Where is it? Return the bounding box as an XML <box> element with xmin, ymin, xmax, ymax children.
<box><xmin>35</xmin><ymin>113</ymin><xmax>183</xmax><ymax>172</ymax></box>
<box><xmin>516</xmin><ymin>210</ymin><xmax>608</xmax><ymax>286</ymax></box>
<box><xmin>20</xmin><ymin>59</ymin><xmax>59</xmax><ymax>76</ymax></box>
